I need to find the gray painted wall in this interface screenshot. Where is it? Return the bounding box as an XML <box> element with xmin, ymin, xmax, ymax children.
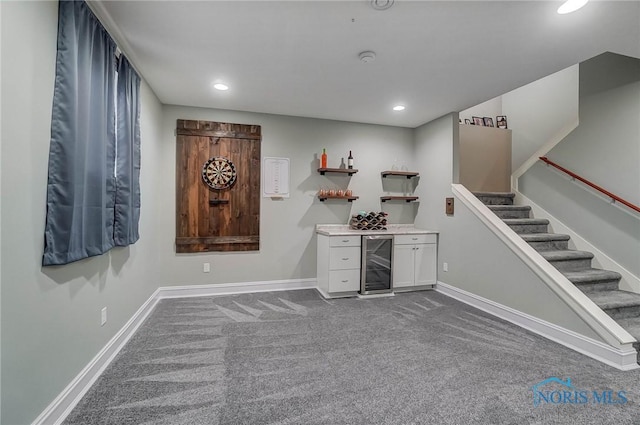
<box><xmin>413</xmin><ymin>113</ymin><xmax>457</xmax><ymax>231</ymax></box>
<box><xmin>157</xmin><ymin>106</ymin><xmax>414</xmax><ymax>287</ymax></box>
<box><xmin>412</xmin><ymin>113</ymin><xmax>603</xmax><ymax>341</ymax></box>
<box><xmin>502</xmin><ymin>65</ymin><xmax>579</xmax><ymax>172</ymax></box>
<box><xmin>1</xmin><ymin>2</ymin><xmax>165</xmax><ymax>423</ymax></box>
<box><xmin>0</xmin><ymin>2</ymin><xmax>3</xmax><ymax>420</ymax></box>
<box><xmin>519</xmin><ymin>53</ymin><xmax>640</xmax><ymax>276</ymax></box>
<box><xmin>548</xmin><ymin>53</ymin><xmax>639</xmax><ymax>205</ymax></box>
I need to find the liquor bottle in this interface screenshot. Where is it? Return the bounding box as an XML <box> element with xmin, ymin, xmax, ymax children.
<box><xmin>321</xmin><ymin>148</ymin><xmax>327</xmax><ymax>168</ymax></box>
<box><xmin>347</xmin><ymin>150</ymin><xmax>353</xmax><ymax>169</ymax></box>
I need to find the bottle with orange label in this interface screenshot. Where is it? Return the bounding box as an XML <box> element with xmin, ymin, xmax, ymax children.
<box><xmin>321</xmin><ymin>148</ymin><xmax>327</xmax><ymax>168</ymax></box>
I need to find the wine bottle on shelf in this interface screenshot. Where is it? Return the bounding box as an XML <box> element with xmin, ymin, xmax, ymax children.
<box><xmin>347</xmin><ymin>150</ymin><xmax>353</xmax><ymax>169</ymax></box>
<box><xmin>321</xmin><ymin>148</ymin><xmax>327</xmax><ymax>168</ymax></box>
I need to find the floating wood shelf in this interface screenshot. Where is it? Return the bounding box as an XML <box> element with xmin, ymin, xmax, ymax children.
<box><xmin>318</xmin><ymin>168</ymin><xmax>358</xmax><ymax>176</ymax></box>
<box><xmin>380</xmin><ymin>196</ymin><xmax>419</xmax><ymax>203</ymax></box>
<box><xmin>318</xmin><ymin>195</ymin><xmax>359</xmax><ymax>202</ymax></box>
<box><xmin>381</xmin><ymin>170</ymin><xmax>419</xmax><ymax>179</ymax></box>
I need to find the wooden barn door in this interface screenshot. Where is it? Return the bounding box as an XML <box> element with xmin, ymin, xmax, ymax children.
<box><xmin>175</xmin><ymin>119</ymin><xmax>261</xmax><ymax>252</ymax></box>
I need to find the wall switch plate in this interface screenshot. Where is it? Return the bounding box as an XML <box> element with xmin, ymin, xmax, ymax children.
<box><xmin>443</xmin><ymin>262</ymin><xmax>449</xmax><ymax>272</ymax></box>
<box><xmin>203</xmin><ymin>263</ymin><xmax>211</xmax><ymax>273</ymax></box>
<box><xmin>101</xmin><ymin>307</ymin><xmax>107</xmax><ymax>326</ymax></box>
<box><xmin>445</xmin><ymin>197</ymin><xmax>454</xmax><ymax>215</ymax></box>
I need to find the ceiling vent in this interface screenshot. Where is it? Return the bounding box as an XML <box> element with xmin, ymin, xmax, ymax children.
<box><xmin>371</xmin><ymin>0</ymin><xmax>394</xmax><ymax>11</ymax></box>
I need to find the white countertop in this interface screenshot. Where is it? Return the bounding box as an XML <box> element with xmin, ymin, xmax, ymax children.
<box><xmin>315</xmin><ymin>224</ymin><xmax>438</xmax><ymax>236</ymax></box>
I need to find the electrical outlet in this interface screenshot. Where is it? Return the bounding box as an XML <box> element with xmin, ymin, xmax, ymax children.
<box><xmin>203</xmin><ymin>262</ymin><xmax>210</xmax><ymax>273</ymax></box>
<box><xmin>443</xmin><ymin>262</ymin><xmax>449</xmax><ymax>272</ymax></box>
<box><xmin>101</xmin><ymin>307</ymin><xmax>107</xmax><ymax>326</ymax></box>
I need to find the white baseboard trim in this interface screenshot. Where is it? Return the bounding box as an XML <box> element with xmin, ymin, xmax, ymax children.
<box><xmin>32</xmin><ymin>278</ymin><xmax>317</xmax><ymax>425</ymax></box>
<box><xmin>157</xmin><ymin>278</ymin><xmax>317</xmax><ymax>299</ymax></box>
<box><xmin>31</xmin><ymin>289</ymin><xmax>161</xmax><ymax>425</ymax></box>
<box><xmin>357</xmin><ymin>292</ymin><xmax>395</xmax><ymax>299</ymax></box>
<box><xmin>436</xmin><ymin>281</ymin><xmax>639</xmax><ymax>371</ymax></box>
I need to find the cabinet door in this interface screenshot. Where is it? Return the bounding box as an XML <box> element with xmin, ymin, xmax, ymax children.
<box><xmin>414</xmin><ymin>244</ymin><xmax>437</xmax><ymax>286</ymax></box>
<box><xmin>393</xmin><ymin>244</ymin><xmax>415</xmax><ymax>288</ymax></box>
<box><xmin>329</xmin><ymin>247</ymin><xmax>361</xmax><ymax>270</ymax></box>
<box><xmin>330</xmin><ymin>236</ymin><xmax>361</xmax><ymax>247</ymax></box>
<box><xmin>329</xmin><ymin>269</ymin><xmax>361</xmax><ymax>293</ymax></box>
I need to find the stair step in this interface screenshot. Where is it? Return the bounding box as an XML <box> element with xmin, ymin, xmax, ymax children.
<box><xmin>474</xmin><ymin>192</ymin><xmax>515</xmax><ymax>205</ymax></box>
<box><xmin>586</xmin><ymin>290</ymin><xmax>640</xmax><ymax>320</ymax></box>
<box><xmin>488</xmin><ymin>205</ymin><xmax>531</xmax><ymax>219</ymax></box>
<box><xmin>540</xmin><ymin>250</ymin><xmax>594</xmax><ymax>272</ymax></box>
<box><xmin>521</xmin><ymin>233</ymin><xmax>571</xmax><ymax>251</ymax></box>
<box><xmin>562</xmin><ymin>269</ymin><xmax>621</xmax><ymax>292</ymax></box>
<box><xmin>503</xmin><ymin>218</ymin><xmax>549</xmax><ymax>234</ymax></box>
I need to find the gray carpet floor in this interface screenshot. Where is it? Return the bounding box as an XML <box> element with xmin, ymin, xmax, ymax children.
<box><xmin>63</xmin><ymin>289</ymin><xmax>640</xmax><ymax>424</ymax></box>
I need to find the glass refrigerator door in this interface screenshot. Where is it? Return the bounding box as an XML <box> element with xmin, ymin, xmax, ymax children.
<box><xmin>361</xmin><ymin>236</ymin><xmax>393</xmax><ymax>294</ymax></box>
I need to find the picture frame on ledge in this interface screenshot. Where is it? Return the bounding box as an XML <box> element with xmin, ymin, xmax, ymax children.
<box><xmin>483</xmin><ymin>117</ymin><xmax>494</xmax><ymax>127</ymax></box>
<box><xmin>472</xmin><ymin>116</ymin><xmax>484</xmax><ymax>126</ymax></box>
<box><xmin>496</xmin><ymin>115</ymin><xmax>508</xmax><ymax>129</ymax></box>
<box><xmin>464</xmin><ymin>119</ymin><xmax>471</xmax><ymax>125</ymax></box>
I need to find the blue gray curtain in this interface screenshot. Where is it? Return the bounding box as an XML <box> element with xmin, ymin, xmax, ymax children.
<box><xmin>43</xmin><ymin>0</ymin><xmax>141</xmax><ymax>266</ymax></box>
<box><xmin>43</xmin><ymin>0</ymin><xmax>116</xmax><ymax>266</ymax></box>
<box><xmin>114</xmin><ymin>56</ymin><xmax>141</xmax><ymax>246</ymax></box>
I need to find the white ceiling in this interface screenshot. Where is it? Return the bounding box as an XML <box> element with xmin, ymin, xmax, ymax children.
<box><xmin>92</xmin><ymin>1</ymin><xmax>640</xmax><ymax>128</ymax></box>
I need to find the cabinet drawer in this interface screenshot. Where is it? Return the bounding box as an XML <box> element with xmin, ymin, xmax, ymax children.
<box><xmin>329</xmin><ymin>269</ymin><xmax>361</xmax><ymax>293</ymax></box>
<box><xmin>394</xmin><ymin>233</ymin><xmax>436</xmax><ymax>245</ymax></box>
<box><xmin>329</xmin><ymin>246</ymin><xmax>360</xmax><ymax>270</ymax></box>
<box><xmin>330</xmin><ymin>235</ymin><xmax>361</xmax><ymax>247</ymax></box>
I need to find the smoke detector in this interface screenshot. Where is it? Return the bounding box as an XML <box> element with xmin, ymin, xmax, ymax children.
<box><xmin>358</xmin><ymin>51</ymin><xmax>376</xmax><ymax>63</ymax></box>
<box><xmin>371</xmin><ymin>0</ymin><xmax>394</xmax><ymax>11</ymax></box>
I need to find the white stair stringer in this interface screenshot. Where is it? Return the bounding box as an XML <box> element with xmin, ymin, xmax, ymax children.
<box><xmin>513</xmin><ymin>190</ymin><xmax>640</xmax><ymax>294</ymax></box>
<box><xmin>452</xmin><ymin>184</ymin><xmax>637</xmax><ymax>365</ymax></box>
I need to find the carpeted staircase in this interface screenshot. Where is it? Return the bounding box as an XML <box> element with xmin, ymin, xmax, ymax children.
<box><xmin>475</xmin><ymin>192</ymin><xmax>640</xmax><ymax>356</ymax></box>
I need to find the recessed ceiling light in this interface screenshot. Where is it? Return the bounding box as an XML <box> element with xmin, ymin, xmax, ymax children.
<box><xmin>393</xmin><ymin>105</ymin><xmax>405</xmax><ymax>111</ymax></box>
<box><xmin>557</xmin><ymin>0</ymin><xmax>588</xmax><ymax>14</ymax></box>
<box><xmin>213</xmin><ymin>83</ymin><xmax>229</xmax><ymax>91</ymax></box>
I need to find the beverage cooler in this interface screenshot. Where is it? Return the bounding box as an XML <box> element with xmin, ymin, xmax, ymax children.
<box><xmin>360</xmin><ymin>235</ymin><xmax>394</xmax><ymax>295</ymax></box>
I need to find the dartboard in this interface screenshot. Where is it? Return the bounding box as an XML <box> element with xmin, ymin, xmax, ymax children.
<box><xmin>202</xmin><ymin>156</ymin><xmax>237</xmax><ymax>190</ymax></box>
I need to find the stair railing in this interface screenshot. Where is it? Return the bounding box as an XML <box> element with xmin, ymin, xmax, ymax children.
<box><xmin>539</xmin><ymin>156</ymin><xmax>640</xmax><ymax>214</ymax></box>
